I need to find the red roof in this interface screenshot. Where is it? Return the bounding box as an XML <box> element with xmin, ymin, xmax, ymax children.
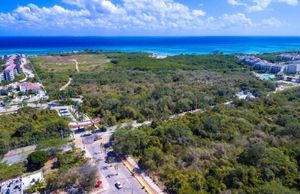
<box><xmin>20</xmin><ymin>82</ymin><xmax>41</xmax><ymax>91</ymax></box>
<box><xmin>1</xmin><ymin>55</ymin><xmax>20</xmax><ymax>74</ymax></box>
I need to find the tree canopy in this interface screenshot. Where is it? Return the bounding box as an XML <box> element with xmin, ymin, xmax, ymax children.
<box><xmin>113</xmin><ymin>88</ymin><xmax>300</xmax><ymax>194</ymax></box>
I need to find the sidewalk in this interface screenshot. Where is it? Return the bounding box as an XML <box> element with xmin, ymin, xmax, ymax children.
<box><xmin>122</xmin><ymin>157</ymin><xmax>164</xmax><ymax>194</ymax></box>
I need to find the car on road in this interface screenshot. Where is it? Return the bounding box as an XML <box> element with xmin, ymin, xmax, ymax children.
<box><xmin>81</xmin><ymin>133</ymin><xmax>92</xmax><ymax>137</ymax></box>
<box><xmin>115</xmin><ymin>182</ymin><xmax>123</xmax><ymax>189</ymax></box>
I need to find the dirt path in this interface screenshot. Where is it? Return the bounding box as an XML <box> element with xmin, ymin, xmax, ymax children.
<box><xmin>72</xmin><ymin>59</ymin><xmax>80</xmax><ymax>73</ymax></box>
<box><xmin>59</xmin><ymin>77</ymin><xmax>72</xmax><ymax>91</ymax></box>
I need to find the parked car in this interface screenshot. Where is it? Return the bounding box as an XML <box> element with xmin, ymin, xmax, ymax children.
<box><xmin>115</xmin><ymin>182</ymin><xmax>123</xmax><ymax>189</ymax></box>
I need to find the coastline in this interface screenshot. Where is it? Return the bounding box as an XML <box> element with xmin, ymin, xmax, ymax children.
<box><xmin>0</xmin><ymin>36</ymin><xmax>300</xmax><ymax>56</ymax></box>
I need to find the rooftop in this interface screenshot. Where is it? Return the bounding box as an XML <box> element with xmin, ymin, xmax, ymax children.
<box><xmin>20</xmin><ymin>82</ymin><xmax>41</xmax><ymax>91</ymax></box>
<box><xmin>1</xmin><ymin>54</ymin><xmax>20</xmax><ymax>74</ymax></box>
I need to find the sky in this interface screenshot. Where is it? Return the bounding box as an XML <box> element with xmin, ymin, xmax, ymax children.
<box><xmin>0</xmin><ymin>0</ymin><xmax>299</xmax><ymax>36</ymax></box>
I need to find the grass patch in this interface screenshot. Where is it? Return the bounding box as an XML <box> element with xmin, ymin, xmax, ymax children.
<box><xmin>37</xmin><ymin>138</ymin><xmax>69</xmax><ymax>149</ymax></box>
<box><xmin>0</xmin><ymin>162</ymin><xmax>25</xmax><ymax>182</ymax></box>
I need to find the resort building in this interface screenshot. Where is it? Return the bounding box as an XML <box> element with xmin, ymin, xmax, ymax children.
<box><xmin>0</xmin><ymin>54</ymin><xmax>22</xmax><ymax>82</ymax></box>
<box><xmin>285</xmin><ymin>62</ymin><xmax>300</xmax><ymax>74</ymax></box>
<box><xmin>238</xmin><ymin>55</ymin><xmax>283</xmax><ymax>74</ymax></box>
<box><xmin>19</xmin><ymin>82</ymin><xmax>41</xmax><ymax>93</ymax></box>
<box><xmin>277</xmin><ymin>53</ymin><xmax>300</xmax><ymax>61</ymax></box>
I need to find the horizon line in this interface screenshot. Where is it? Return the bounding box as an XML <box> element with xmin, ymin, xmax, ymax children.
<box><xmin>1</xmin><ymin>35</ymin><xmax>300</xmax><ymax>38</ymax></box>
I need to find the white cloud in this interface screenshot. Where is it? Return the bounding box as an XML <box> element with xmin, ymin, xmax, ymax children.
<box><xmin>193</xmin><ymin>10</ymin><xmax>206</xmax><ymax>17</ymax></box>
<box><xmin>247</xmin><ymin>0</ymin><xmax>272</xmax><ymax>12</ymax></box>
<box><xmin>220</xmin><ymin>13</ymin><xmax>253</xmax><ymax>27</ymax></box>
<box><xmin>0</xmin><ymin>3</ymin><xmax>90</xmax><ymax>30</ymax></box>
<box><xmin>262</xmin><ymin>17</ymin><xmax>282</xmax><ymax>27</ymax></box>
<box><xmin>227</xmin><ymin>0</ymin><xmax>244</xmax><ymax>6</ymax></box>
<box><xmin>228</xmin><ymin>0</ymin><xmax>298</xmax><ymax>12</ymax></box>
<box><xmin>0</xmin><ymin>0</ymin><xmax>287</xmax><ymax>35</ymax></box>
<box><xmin>63</xmin><ymin>0</ymin><xmax>125</xmax><ymax>14</ymax></box>
<box><xmin>0</xmin><ymin>0</ymin><xmax>209</xmax><ymax>32</ymax></box>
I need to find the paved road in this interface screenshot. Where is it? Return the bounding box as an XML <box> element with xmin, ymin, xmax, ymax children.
<box><xmin>78</xmin><ymin>128</ymin><xmax>146</xmax><ymax>194</ymax></box>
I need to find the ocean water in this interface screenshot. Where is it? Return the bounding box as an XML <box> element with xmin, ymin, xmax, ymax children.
<box><xmin>0</xmin><ymin>36</ymin><xmax>300</xmax><ymax>55</ymax></box>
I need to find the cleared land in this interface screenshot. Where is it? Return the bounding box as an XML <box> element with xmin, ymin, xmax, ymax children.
<box><xmin>30</xmin><ymin>54</ymin><xmax>110</xmax><ymax>93</ymax></box>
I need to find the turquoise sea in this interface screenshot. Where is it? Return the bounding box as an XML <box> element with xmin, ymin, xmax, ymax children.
<box><xmin>0</xmin><ymin>36</ymin><xmax>300</xmax><ymax>55</ymax></box>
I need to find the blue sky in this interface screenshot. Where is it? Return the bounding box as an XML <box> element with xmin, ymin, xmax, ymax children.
<box><xmin>0</xmin><ymin>0</ymin><xmax>299</xmax><ymax>36</ymax></box>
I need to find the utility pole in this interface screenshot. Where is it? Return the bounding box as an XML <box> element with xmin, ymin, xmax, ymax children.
<box><xmin>114</xmin><ymin>164</ymin><xmax>119</xmax><ymax>176</ymax></box>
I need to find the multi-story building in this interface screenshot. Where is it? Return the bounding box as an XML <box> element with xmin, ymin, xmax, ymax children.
<box><xmin>277</xmin><ymin>53</ymin><xmax>300</xmax><ymax>61</ymax></box>
<box><xmin>19</xmin><ymin>82</ymin><xmax>41</xmax><ymax>93</ymax></box>
<box><xmin>285</xmin><ymin>62</ymin><xmax>300</xmax><ymax>74</ymax></box>
<box><xmin>0</xmin><ymin>54</ymin><xmax>22</xmax><ymax>82</ymax></box>
<box><xmin>238</xmin><ymin>55</ymin><xmax>283</xmax><ymax>74</ymax></box>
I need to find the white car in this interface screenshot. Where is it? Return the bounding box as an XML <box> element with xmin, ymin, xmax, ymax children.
<box><xmin>115</xmin><ymin>182</ymin><xmax>123</xmax><ymax>189</ymax></box>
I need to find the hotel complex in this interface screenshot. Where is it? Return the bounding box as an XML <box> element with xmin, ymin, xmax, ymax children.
<box><xmin>237</xmin><ymin>55</ymin><xmax>284</xmax><ymax>74</ymax></box>
<box><xmin>0</xmin><ymin>54</ymin><xmax>22</xmax><ymax>82</ymax></box>
<box><xmin>238</xmin><ymin>54</ymin><xmax>300</xmax><ymax>75</ymax></box>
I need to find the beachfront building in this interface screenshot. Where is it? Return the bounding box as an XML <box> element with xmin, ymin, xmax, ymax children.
<box><xmin>238</xmin><ymin>55</ymin><xmax>283</xmax><ymax>74</ymax></box>
<box><xmin>285</xmin><ymin>62</ymin><xmax>300</xmax><ymax>74</ymax></box>
<box><xmin>0</xmin><ymin>54</ymin><xmax>22</xmax><ymax>82</ymax></box>
<box><xmin>269</xmin><ymin>64</ymin><xmax>283</xmax><ymax>74</ymax></box>
<box><xmin>278</xmin><ymin>53</ymin><xmax>300</xmax><ymax>61</ymax></box>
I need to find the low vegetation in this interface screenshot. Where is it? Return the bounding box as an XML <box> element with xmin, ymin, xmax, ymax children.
<box><xmin>37</xmin><ymin>137</ymin><xmax>69</xmax><ymax>149</ymax></box>
<box><xmin>27</xmin><ymin>151</ymin><xmax>48</xmax><ymax>171</ymax></box>
<box><xmin>0</xmin><ymin>162</ymin><xmax>25</xmax><ymax>182</ymax></box>
<box><xmin>31</xmin><ymin>52</ymin><xmax>276</xmax><ymax>125</ymax></box>
<box><xmin>45</xmin><ymin>150</ymin><xmax>97</xmax><ymax>193</ymax></box>
<box><xmin>113</xmin><ymin>88</ymin><xmax>300</xmax><ymax>194</ymax></box>
<box><xmin>0</xmin><ymin>107</ymin><xmax>70</xmax><ymax>158</ymax></box>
